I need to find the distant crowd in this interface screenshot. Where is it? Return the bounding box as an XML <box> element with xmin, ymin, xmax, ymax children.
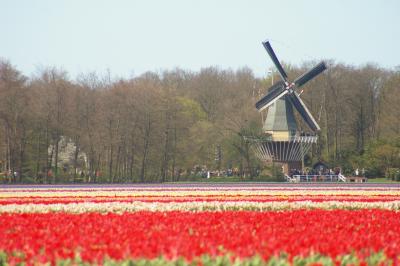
<box><xmin>289</xmin><ymin>167</ymin><xmax>341</xmax><ymax>177</ymax></box>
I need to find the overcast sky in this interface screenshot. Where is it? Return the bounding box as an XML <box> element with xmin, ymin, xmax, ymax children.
<box><xmin>1</xmin><ymin>0</ymin><xmax>399</xmax><ymax>79</ymax></box>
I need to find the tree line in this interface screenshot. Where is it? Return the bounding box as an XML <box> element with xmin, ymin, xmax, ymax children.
<box><xmin>0</xmin><ymin>59</ymin><xmax>399</xmax><ymax>183</ymax></box>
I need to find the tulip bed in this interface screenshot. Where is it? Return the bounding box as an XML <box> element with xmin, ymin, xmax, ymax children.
<box><xmin>1</xmin><ymin>184</ymin><xmax>400</xmax><ymax>265</ymax></box>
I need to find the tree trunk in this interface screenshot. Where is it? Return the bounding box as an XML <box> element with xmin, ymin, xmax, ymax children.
<box><xmin>140</xmin><ymin>116</ymin><xmax>151</xmax><ymax>183</ymax></box>
<box><xmin>114</xmin><ymin>145</ymin><xmax>121</xmax><ymax>182</ymax></box>
<box><xmin>129</xmin><ymin>144</ymin><xmax>135</xmax><ymax>182</ymax></box>
<box><xmin>53</xmin><ymin>136</ymin><xmax>59</xmax><ymax>183</ymax></box>
<box><xmin>73</xmin><ymin>139</ymin><xmax>80</xmax><ymax>181</ymax></box>
<box><xmin>18</xmin><ymin>131</ymin><xmax>26</xmax><ymax>183</ymax></box>
<box><xmin>5</xmin><ymin>126</ymin><xmax>11</xmax><ymax>179</ymax></box>
<box><xmin>160</xmin><ymin>127</ymin><xmax>170</xmax><ymax>182</ymax></box>
<box><xmin>171</xmin><ymin>124</ymin><xmax>177</xmax><ymax>181</ymax></box>
<box><xmin>108</xmin><ymin>145</ymin><xmax>113</xmax><ymax>183</ymax></box>
<box><xmin>34</xmin><ymin>132</ymin><xmax>42</xmax><ymax>183</ymax></box>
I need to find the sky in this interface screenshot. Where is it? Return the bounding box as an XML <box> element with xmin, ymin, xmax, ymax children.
<box><xmin>1</xmin><ymin>0</ymin><xmax>399</xmax><ymax>79</ymax></box>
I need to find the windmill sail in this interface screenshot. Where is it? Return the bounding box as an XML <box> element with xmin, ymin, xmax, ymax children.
<box><xmin>262</xmin><ymin>41</ymin><xmax>288</xmax><ymax>83</ymax></box>
<box><xmin>288</xmin><ymin>92</ymin><xmax>320</xmax><ymax>131</ymax></box>
<box><xmin>255</xmin><ymin>81</ymin><xmax>288</xmax><ymax>111</ymax></box>
<box><xmin>294</xmin><ymin>62</ymin><xmax>327</xmax><ymax>87</ymax></box>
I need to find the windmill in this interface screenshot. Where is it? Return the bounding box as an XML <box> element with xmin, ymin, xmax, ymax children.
<box><xmin>248</xmin><ymin>40</ymin><xmax>327</xmax><ymax>175</ymax></box>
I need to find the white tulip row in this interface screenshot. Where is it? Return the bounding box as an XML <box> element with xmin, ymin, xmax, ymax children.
<box><xmin>2</xmin><ymin>200</ymin><xmax>400</xmax><ymax>213</ymax></box>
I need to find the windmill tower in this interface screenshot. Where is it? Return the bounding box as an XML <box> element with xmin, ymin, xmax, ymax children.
<box><xmin>248</xmin><ymin>41</ymin><xmax>326</xmax><ymax>175</ymax></box>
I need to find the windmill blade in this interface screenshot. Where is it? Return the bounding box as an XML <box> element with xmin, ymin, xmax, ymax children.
<box><xmin>256</xmin><ymin>81</ymin><xmax>288</xmax><ymax>112</ymax></box>
<box><xmin>262</xmin><ymin>41</ymin><xmax>288</xmax><ymax>82</ymax></box>
<box><xmin>294</xmin><ymin>62</ymin><xmax>327</xmax><ymax>88</ymax></box>
<box><xmin>288</xmin><ymin>92</ymin><xmax>321</xmax><ymax>131</ymax></box>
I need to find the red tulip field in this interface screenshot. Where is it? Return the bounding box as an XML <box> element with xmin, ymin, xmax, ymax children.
<box><xmin>1</xmin><ymin>184</ymin><xmax>400</xmax><ymax>265</ymax></box>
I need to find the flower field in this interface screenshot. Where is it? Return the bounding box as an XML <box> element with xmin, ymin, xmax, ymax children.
<box><xmin>1</xmin><ymin>184</ymin><xmax>400</xmax><ymax>265</ymax></box>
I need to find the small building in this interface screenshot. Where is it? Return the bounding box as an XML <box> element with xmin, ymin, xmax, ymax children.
<box><xmin>48</xmin><ymin>136</ymin><xmax>88</xmax><ymax>173</ymax></box>
<box><xmin>346</xmin><ymin>176</ymin><xmax>368</xmax><ymax>183</ymax></box>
